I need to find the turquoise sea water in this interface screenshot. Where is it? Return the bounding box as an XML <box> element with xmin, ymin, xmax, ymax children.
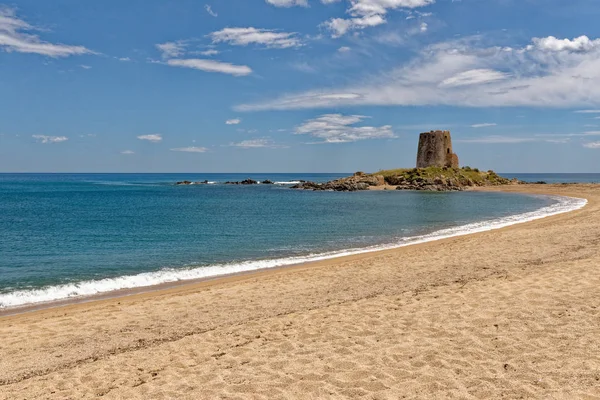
<box><xmin>0</xmin><ymin>173</ymin><xmax>590</xmax><ymax>309</ymax></box>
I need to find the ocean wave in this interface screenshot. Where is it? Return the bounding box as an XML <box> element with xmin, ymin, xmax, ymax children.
<box><xmin>275</xmin><ymin>181</ymin><xmax>301</xmax><ymax>185</ymax></box>
<box><xmin>0</xmin><ymin>195</ymin><xmax>587</xmax><ymax>310</ymax></box>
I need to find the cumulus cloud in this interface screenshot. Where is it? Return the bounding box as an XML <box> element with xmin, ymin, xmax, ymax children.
<box><xmin>0</xmin><ymin>7</ymin><xmax>93</xmax><ymax>57</ymax></box>
<box><xmin>295</xmin><ymin>114</ymin><xmax>395</xmax><ymax>143</ymax></box>
<box><xmin>323</xmin><ymin>0</ymin><xmax>435</xmax><ymax>37</ymax></box>
<box><xmin>209</xmin><ymin>27</ymin><xmax>303</xmax><ymax>48</ymax></box>
<box><xmin>236</xmin><ymin>35</ymin><xmax>600</xmax><ymax>111</ymax></box>
<box><xmin>229</xmin><ymin>138</ymin><xmax>288</xmax><ymax>148</ymax></box>
<box><xmin>32</xmin><ymin>135</ymin><xmax>68</xmax><ymax>143</ymax></box>
<box><xmin>471</xmin><ymin>123</ymin><xmax>497</xmax><ymax>128</ymax></box>
<box><xmin>137</xmin><ymin>134</ymin><xmax>163</xmax><ymax>142</ymax></box>
<box><xmin>121</xmin><ymin>150</ymin><xmax>135</xmax><ymax>155</ymax></box>
<box><xmin>226</xmin><ymin>118</ymin><xmax>241</xmax><ymax>125</ymax></box>
<box><xmin>338</xmin><ymin>46</ymin><xmax>351</xmax><ymax>52</ymax></box>
<box><xmin>166</xmin><ymin>59</ymin><xmax>252</xmax><ymax>76</ymax></box>
<box><xmin>532</xmin><ymin>36</ymin><xmax>600</xmax><ymax>53</ymax></box>
<box><xmin>170</xmin><ymin>146</ymin><xmax>209</xmax><ymax>153</ymax></box>
<box><xmin>265</xmin><ymin>0</ymin><xmax>308</xmax><ymax>7</ymax></box>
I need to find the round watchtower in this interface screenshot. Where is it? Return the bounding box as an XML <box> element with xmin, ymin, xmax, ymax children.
<box><xmin>416</xmin><ymin>130</ymin><xmax>460</xmax><ymax>168</ymax></box>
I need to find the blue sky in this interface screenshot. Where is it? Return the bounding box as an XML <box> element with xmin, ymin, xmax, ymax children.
<box><xmin>1</xmin><ymin>0</ymin><xmax>600</xmax><ymax>173</ymax></box>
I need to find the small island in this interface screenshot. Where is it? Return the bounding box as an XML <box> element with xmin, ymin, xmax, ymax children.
<box><xmin>292</xmin><ymin>130</ymin><xmax>521</xmax><ymax>191</ymax></box>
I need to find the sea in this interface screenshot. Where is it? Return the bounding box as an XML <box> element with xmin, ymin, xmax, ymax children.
<box><xmin>0</xmin><ymin>173</ymin><xmax>593</xmax><ymax>310</ymax></box>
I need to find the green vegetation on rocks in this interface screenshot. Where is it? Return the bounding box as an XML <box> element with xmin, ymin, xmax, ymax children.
<box><xmin>291</xmin><ymin>167</ymin><xmax>521</xmax><ymax>192</ymax></box>
<box><xmin>372</xmin><ymin>167</ymin><xmax>518</xmax><ymax>191</ymax></box>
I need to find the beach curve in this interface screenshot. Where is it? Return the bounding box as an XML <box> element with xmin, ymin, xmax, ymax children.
<box><xmin>0</xmin><ymin>184</ymin><xmax>599</xmax><ymax>399</ymax></box>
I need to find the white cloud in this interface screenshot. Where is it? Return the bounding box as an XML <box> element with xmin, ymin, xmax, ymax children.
<box><xmin>583</xmin><ymin>141</ymin><xmax>600</xmax><ymax>149</ymax></box>
<box><xmin>199</xmin><ymin>49</ymin><xmax>219</xmax><ymax>56</ymax></box>
<box><xmin>440</xmin><ymin>69</ymin><xmax>509</xmax><ymax>87</ymax></box>
<box><xmin>0</xmin><ymin>7</ymin><xmax>93</xmax><ymax>57</ymax></box>
<box><xmin>471</xmin><ymin>123</ymin><xmax>497</xmax><ymax>128</ymax></box>
<box><xmin>80</xmin><ymin>65</ymin><xmax>92</xmax><ymax>69</ymax></box>
<box><xmin>226</xmin><ymin>118</ymin><xmax>241</xmax><ymax>125</ymax></box>
<box><xmin>117</xmin><ymin>57</ymin><xmax>131</xmax><ymax>62</ymax></box>
<box><xmin>137</xmin><ymin>134</ymin><xmax>162</xmax><ymax>142</ymax></box>
<box><xmin>229</xmin><ymin>138</ymin><xmax>288</xmax><ymax>148</ymax></box>
<box><xmin>170</xmin><ymin>146</ymin><xmax>209</xmax><ymax>153</ymax></box>
<box><xmin>156</xmin><ymin>41</ymin><xmax>187</xmax><ymax>59</ymax></box>
<box><xmin>265</xmin><ymin>0</ymin><xmax>308</xmax><ymax>7</ymax></box>
<box><xmin>32</xmin><ymin>135</ymin><xmax>68</xmax><ymax>143</ymax></box>
<box><xmin>121</xmin><ymin>150</ymin><xmax>135</xmax><ymax>155</ymax></box>
<box><xmin>210</xmin><ymin>27</ymin><xmax>303</xmax><ymax>48</ymax></box>
<box><xmin>458</xmin><ymin>135</ymin><xmax>569</xmax><ymax>144</ymax></box>
<box><xmin>295</xmin><ymin>114</ymin><xmax>396</xmax><ymax>143</ymax></box>
<box><xmin>324</xmin><ymin>15</ymin><xmax>386</xmax><ymax>38</ymax></box>
<box><xmin>237</xmin><ymin>35</ymin><xmax>600</xmax><ymax>111</ymax></box>
<box><xmin>532</xmin><ymin>36</ymin><xmax>600</xmax><ymax>53</ymax></box>
<box><xmin>323</xmin><ymin>0</ymin><xmax>435</xmax><ymax>37</ymax></box>
<box><xmin>166</xmin><ymin>59</ymin><xmax>252</xmax><ymax>76</ymax></box>
<box><xmin>338</xmin><ymin>46</ymin><xmax>351</xmax><ymax>52</ymax></box>
<box><xmin>420</xmin><ymin>22</ymin><xmax>428</xmax><ymax>33</ymax></box>
<box><xmin>205</xmin><ymin>4</ymin><xmax>218</xmax><ymax>17</ymax></box>
<box><xmin>574</xmin><ymin>110</ymin><xmax>600</xmax><ymax>114</ymax></box>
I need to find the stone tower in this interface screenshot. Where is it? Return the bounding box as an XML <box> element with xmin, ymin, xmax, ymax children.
<box><xmin>416</xmin><ymin>130</ymin><xmax>459</xmax><ymax>169</ymax></box>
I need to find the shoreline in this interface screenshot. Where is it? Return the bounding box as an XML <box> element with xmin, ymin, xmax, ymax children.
<box><xmin>0</xmin><ymin>185</ymin><xmax>589</xmax><ymax>317</ymax></box>
<box><xmin>2</xmin><ymin>183</ymin><xmax>599</xmax><ymax>398</ymax></box>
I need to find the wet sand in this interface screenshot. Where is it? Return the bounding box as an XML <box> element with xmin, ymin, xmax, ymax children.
<box><xmin>1</xmin><ymin>184</ymin><xmax>599</xmax><ymax>399</ymax></box>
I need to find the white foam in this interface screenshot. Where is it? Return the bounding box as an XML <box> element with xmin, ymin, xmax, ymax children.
<box><xmin>275</xmin><ymin>181</ymin><xmax>301</xmax><ymax>185</ymax></box>
<box><xmin>0</xmin><ymin>195</ymin><xmax>587</xmax><ymax>310</ymax></box>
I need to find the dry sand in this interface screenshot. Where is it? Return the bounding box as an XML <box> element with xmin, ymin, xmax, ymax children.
<box><xmin>1</xmin><ymin>184</ymin><xmax>599</xmax><ymax>399</ymax></box>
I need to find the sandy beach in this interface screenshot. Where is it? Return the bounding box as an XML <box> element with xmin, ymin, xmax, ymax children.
<box><xmin>1</xmin><ymin>184</ymin><xmax>599</xmax><ymax>399</ymax></box>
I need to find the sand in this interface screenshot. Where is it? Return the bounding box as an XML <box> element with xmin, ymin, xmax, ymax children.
<box><xmin>1</xmin><ymin>184</ymin><xmax>599</xmax><ymax>399</ymax></box>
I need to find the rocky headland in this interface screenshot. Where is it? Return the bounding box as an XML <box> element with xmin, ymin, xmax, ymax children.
<box><xmin>291</xmin><ymin>167</ymin><xmax>523</xmax><ymax>192</ymax></box>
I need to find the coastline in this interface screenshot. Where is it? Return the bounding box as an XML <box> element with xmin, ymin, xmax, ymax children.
<box><xmin>1</xmin><ymin>184</ymin><xmax>599</xmax><ymax>399</ymax></box>
<box><xmin>0</xmin><ymin>188</ymin><xmax>586</xmax><ymax>314</ymax></box>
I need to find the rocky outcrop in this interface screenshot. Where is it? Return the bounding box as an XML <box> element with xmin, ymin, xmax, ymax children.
<box><xmin>225</xmin><ymin>179</ymin><xmax>259</xmax><ymax>185</ymax></box>
<box><xmin>176</xmin><ymin>180</ymin><xmax>210</xmax><ymax>185</ymax></box>
<box><xmin>291</xmin><ymin>174</ymin><xmax>385</xmax><ymax>192</ymax></box>
<box><xmin>292</xmin><ymin>168</ymin><xmax>521</xmax><ymax>192</ymax></box>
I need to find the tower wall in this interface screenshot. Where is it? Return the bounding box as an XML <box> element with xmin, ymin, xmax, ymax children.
<box><xmin>416</xmin><ymin>130</ymin><xmax>460</xmax><ymax>168</ymax></box>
